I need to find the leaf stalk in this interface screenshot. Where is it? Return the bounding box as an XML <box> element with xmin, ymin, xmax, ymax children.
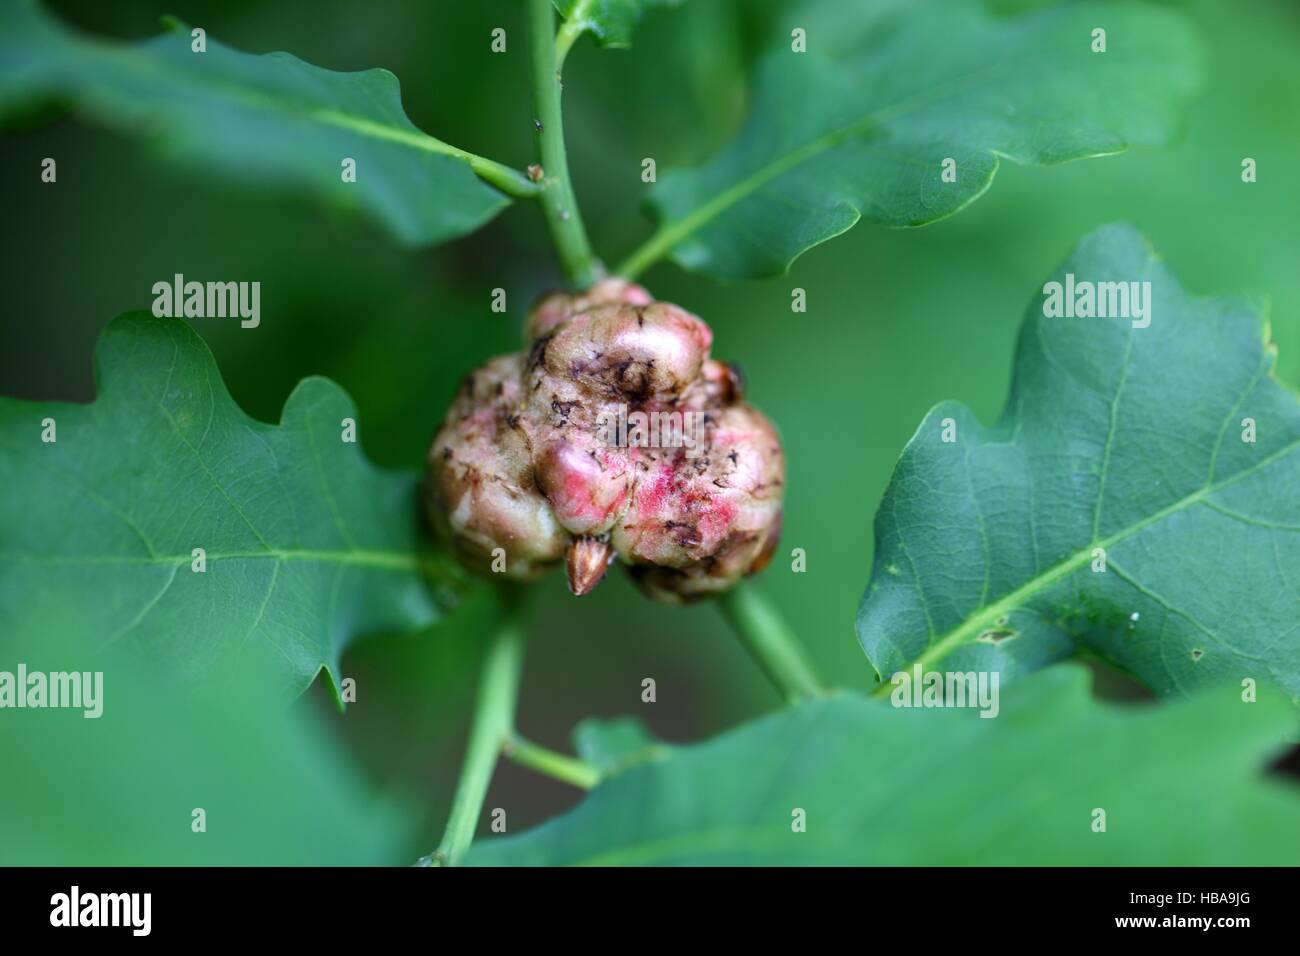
<box><xmin>503</xmin><ymin>734</ymin><xmax>600</xmax><ymax>790</ymax></box>
<box><xmin>717</xmin><ymin>581</ymin><xmax>824</xmax><ymax>704</ymax></box>
<box><xmin>554</xmin><ymin>0</ymin><xmax>594</xmax><ymax>69</ymax></box>
<box><xmin>456</xmin><ymin>148</ymin><xmax>544</xmax><ymax>198</ymax></box>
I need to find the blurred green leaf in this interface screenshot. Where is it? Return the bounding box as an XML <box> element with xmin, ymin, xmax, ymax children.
<box><xmin>858</xmin><ymin>224</ymin><xmax>1300</xmax><ymax>700</ymax></box>
<box><xmin>0</xmin><ymin>314</ymin><xmax>462</xmax><ymax>699</ymax></box>
<box><xmin>0</xmin><ymin>636</ymin><xmax>413</xmax><ymax>865</ymax></box>
<box><xmin>633</xmin><ymin>0</ymin><xmax>1204</xmax><ymax>279</ymax></box>
<box><xmin>0</xmin><ymin>0</ymin><xmax>524</xmax><ymax>245</ymax></box>
<box><xmin>554</xmin><ymin>0</ymin><xmax>684</xmax><ymax>50</ymax></box>
<box><xmin>468</xmin><ymin>665</ymin><xmax>1300</xmax><ymax>865</ymax></box>
<box><xmin>573</xmin><ymin>714</ymin><xmax>667</xmax><ymax>775</ymax></box>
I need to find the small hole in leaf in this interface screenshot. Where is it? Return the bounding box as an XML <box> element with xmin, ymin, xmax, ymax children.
<box><xmin>1190</xmin><ymin>648</ymin><xmax>1204</xmax><ymax>661</ymax></box>
<box><xmin>977</xmin><ymin>628</ymin><xmax>1016</xmax><ymax>644</ymax></box>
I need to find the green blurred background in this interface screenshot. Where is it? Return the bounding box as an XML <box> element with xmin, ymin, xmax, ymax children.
<box><xmin>2</xmin><ymin>0</ymin><xmax>1298</xmax><ymax>860</ymax></box>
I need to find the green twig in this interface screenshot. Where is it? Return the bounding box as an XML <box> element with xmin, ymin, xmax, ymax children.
<box><xmin>527</xmin><ymin>0</ymin><xmax>600</xmax><ymax>289</ymax></box>
<box><xmin>419</xmin><ymin>596</ymin><xmax>526</xmax><ymax>868</ymax></box>
<box><xmin>554</xmin><ymin>0</ymin><xmax>593</xmax><ymax>69</ymax></box>
<box><xmin>504</xmin><ymin>734</ymin><xmax>600</xmax><ymax>790</ymax></box>
<box><xmin>717</xmin><ymin>581</ymin><xmax>823</xmax><ymax>705</ymax></box>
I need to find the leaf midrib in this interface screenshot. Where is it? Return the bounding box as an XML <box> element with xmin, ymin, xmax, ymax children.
<box><xmin>871</xmin><ymin>433</ymin><xmax>1300</xmax><ymax>694</ymax></box>
<box><xmin>637</xmin><ymin>66</ymin><xmax>990</xmax><ymax>266</ymax></box>
<box><xmin>81</xmin><ymin>33</ymin><xmax>473</xmax><ymax>165</ymax></box>
<box><xmin>0</xmin><ymin>548</ymin><xmax>427</xmax><ymax>571</ymax></box>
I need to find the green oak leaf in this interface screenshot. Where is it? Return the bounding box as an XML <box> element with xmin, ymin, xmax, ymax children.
<box><xmin>858</xmin><ymin>224</ymin><xmax>1300</xmax><ymax>700</ymax></box>
<box><xmin>467</xmin><ymin>666</ymin><xmax>1300</xmax><ymax>865</ymax></box>
<box><xmin>0</xmin><ymin>0</ymin><xmax>518</xmax><ymax>246</ymax></box>
<box><xmin>554</xmin><ymin>0</ymin><xmax>683</xmax><ymax>50</ymax></box>
<box><xmin>0</xmin><ymin>314</ymin><xmax>462</xmax><ymax>699</ymax></box>
<box><xmin>0</xmin><ymin>632</ymin><xmax>415</xmax><ymax>865</ymax></box>
<box><xmin>573</xmin><ymin>715</ymin><xmax>668</xmax><ymax>776</ymax></box>
<box><xmin>635</xmin><ymin>0</ymin><xmax>1203</xmax><ymax>279</ymax></box>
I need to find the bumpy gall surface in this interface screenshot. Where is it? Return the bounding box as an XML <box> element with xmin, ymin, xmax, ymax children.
<box><xmin>424</xmin><ymin>279</ymin><xmax>784</xmax><ymax>602</ymax></box>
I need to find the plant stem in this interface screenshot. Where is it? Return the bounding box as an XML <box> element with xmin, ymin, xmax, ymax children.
<box><xmin>717</xmin><ymin>581</ymin><xmax>823</xmax><ymax>705</ymax></box>
<box><xmin>554</xmin><ymin>0</ymin><xmax>594</xmax><ymax>69</ymax></box>
<box><xmin>504</xmin><ymin>733</ymin><xmax>600</xmax><ymax>790</ymax></box>
<box><xmin>527</xmin><ymin>0</ymin><xmax>600</xmax><ymax>289</ymax></box>
<box><xmin>420</xmin><ymin>598</ymin><xmax>526</xmax><ymax>867</ymax></box>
